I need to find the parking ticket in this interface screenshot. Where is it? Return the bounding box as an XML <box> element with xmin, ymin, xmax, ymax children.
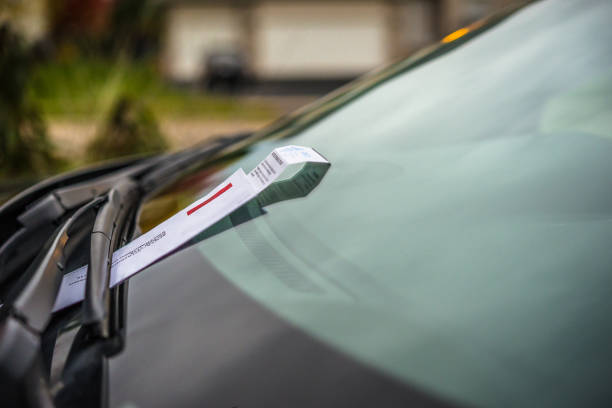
<box><xmin>52</xmin><ymin>145</ymin><xmax>330</xmax><ymax>312</ymax></box>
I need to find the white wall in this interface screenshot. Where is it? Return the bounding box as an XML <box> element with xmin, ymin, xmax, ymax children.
<box><xmin>0</xmin><ymin>0</ymin><xmax>48</xmax><ymax>43</ymax></box>
<box><xmin>252</xmin><ymin>1</ymin><xmax>390</xmax><ymax>79</ymax></box>
<box><xmin>161</xmin><ymin>0</ymin><xmax>500</xmax><ymax>82</ymax></box>
<box><xmin>163</xmin><ymin>5</ymin><xmax>242</xmax><ymax>82</ymax></box>
<box><xmin>396</xmin><ymin>0</ymin><xmax>436</xmax><ymax>54</ymax></box>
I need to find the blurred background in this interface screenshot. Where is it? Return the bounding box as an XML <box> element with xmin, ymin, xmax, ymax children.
<box><xmin>0</xmin><ymin>0</ymin><xmax>511</xmax><ymax>195</ymax></box>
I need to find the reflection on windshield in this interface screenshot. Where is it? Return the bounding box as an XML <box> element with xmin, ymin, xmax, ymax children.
<box><xmin>193</xmin><ymin>0</ymin><xmax>612</xmax><ymax>407</ymax></box>
<box><xmin>138</xmin><ymin>4</ymin><xmax>519</xmax><ymax>232</ymax></box>
<box><xmin>138</xmin><ymin>162</ymin><xmax>235</xmax><ymax>232</ymax></box>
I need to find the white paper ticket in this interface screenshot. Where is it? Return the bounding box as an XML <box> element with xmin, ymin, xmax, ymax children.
<box><xmin>52</xmin><ymin>145</ymin><xmax>330</xmax><ymax>312</ymax></box>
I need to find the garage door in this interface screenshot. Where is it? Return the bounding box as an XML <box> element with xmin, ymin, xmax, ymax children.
<box><xmin>253</xmin><ymin>1</ymin><xmax>390</xmax><ymax>79</ymax></box>
<box><xmin>164</xmin><ymin>5</ymin><xmax>242</xmax><ymax>82</ymax></box>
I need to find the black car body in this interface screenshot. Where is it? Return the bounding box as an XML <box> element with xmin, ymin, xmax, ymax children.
<box><xmin>2</xmin><ymin>0</ymin><xmax>612</xmax><ymax>406</ymax></box>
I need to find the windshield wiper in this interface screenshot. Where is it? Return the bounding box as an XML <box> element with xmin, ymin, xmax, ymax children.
<box><xmin>139</xmin><ymin>131</ymin><xmax>252</xmax><ymax>196</ymax></box>
<box><xmin>0</xmin><ymin>132</ymin><xmax>252</xmax><ymax>293</ymax></box>
<box><xmin>82</xmin><ymin>180</ymin><xmax>139</xmax><ymax>337</ymax></box>
<box><xmin>3</xmin><ymin>196</ymin><xmax>105</xmax><ymax>331</ymax></box>
<box><xmin>0</xmin><ymin>196</ymin><xmax>104</xmax><ymax>407</ymax></box>
<box><xmin>0</xmin><ymin>131</ymin><xmax>253</xmax><ymax>407</ymax></box>
<box><xmin>0</xmin><ymin>160</ymin><xmax>158</xmax><ymax>291</ymax></box>
<box><xmin>0</xmin><ymin>155</ymin><xmax>150</xmax><ymax>245</ymax></box>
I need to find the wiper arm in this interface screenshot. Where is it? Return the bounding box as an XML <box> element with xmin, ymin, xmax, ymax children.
<box><xmin>82</xmin><ymin>180</ymin><xmax>139</xmax><ymax>337</ymax></box>
<box><xmin>0</xmin><ymin>158</ymin><xmax>163</xmax><ymax>291</ymax></box>
<box><xmin>139</xmin><ymin>131</ymin><xmax>252</xmax><ymax>196</ymax></box>
<box><xmin>0</xmin><ymin>196</ymin><xmax>103</xmax><ymax>406</ymax></box>
<box><xmin>4</xmin><ymin>196</ymin><xmax>105</xmax><ymax>331</ymax></box>
<box><xmin>0</xmin><ymin>132</ymin><xmax>255</xmax><ymax>405</ymax></box>
<box><xmin>78</xmin><ymin>134</ymin><xmax>252</xmax><ymax>334</ymax></box>
<box><xmin>0</xmin><ymin>155</ymin><xmax>149</xmax><ymax>244</ymax></box>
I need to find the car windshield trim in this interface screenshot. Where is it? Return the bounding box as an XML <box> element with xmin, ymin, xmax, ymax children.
<box><xmin>236</xmin><ymin>1</ymin><xmax>529</xmax><ymax>148</ymax></box>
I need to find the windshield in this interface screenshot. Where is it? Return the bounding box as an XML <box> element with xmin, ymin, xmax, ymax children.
<box><xmin>141</xmin><ymin>0</ymin><xmax>612</xmax><ymax>406</ymax></box>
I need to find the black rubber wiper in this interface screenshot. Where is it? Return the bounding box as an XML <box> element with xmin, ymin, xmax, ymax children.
<box><xmin>0</xmin><ymin>160</ymin><xmax>159</xmax><ymax>290</ymax></box>
<box><xmin>0</xmin><ymin>155</ymin><xmax>149</xmax><ymax>245</ymax></box>
<box><xmin>0</xmin><ymin>197</ymin><xmax>104</xmax><ymax>407</ymax></box>
<box><xmin>0</xmin><ymin>132</ymin><xmax>251</xmax><ymax>297</ymax></box>
<box><xmin>78</xmin><ymin>133</ymin><xmax>253</xmax><ymax>334</ymax></box>
<box><xmin>0</xmin><ymin>131</ymin><xmax>254</xmax><ymax>406</ymax></box>
<box><xmin>139</xmin><ymin>132</ymin><xmax>252</xmax><ymax>197</ymax></box>
<box><xmin>82</xmin><ymin>180</ymin><xmax>139</xmax><ymax>336</ymax></box>
<box><xmin>3</xmin><ymin>196</ymin><xmax>104</xmax><ymax>331</ymax></box>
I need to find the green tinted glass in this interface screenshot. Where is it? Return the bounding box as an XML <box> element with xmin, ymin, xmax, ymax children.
<box><xmin>196</xmin><ymin>1</ymin><xmax>612</xmax><ymax>406</ymax></box>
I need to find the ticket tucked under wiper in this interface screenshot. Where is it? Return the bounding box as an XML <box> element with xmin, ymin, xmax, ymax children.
<box><xmin>53</xmin><ymin>145</ymin><xmax>330</xmax><ymax>312</ymax></box>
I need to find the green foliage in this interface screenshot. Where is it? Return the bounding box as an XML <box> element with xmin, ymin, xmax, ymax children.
<box><xmin>0</xmin><ymin>25</ymin><xmax>59</xmax><ymax>177</ymax></box>
<box><xmin>27</xmin><ymin>58</ymin><xmax>278</xmax><ymax>120</ymax></box>
<box><xmin>107</xmin><ymin>0</ymin><xmax>162</xmax><ymax>57</ymax></box>
<box><xmin>86</xmin><ymin>95</ymin><xmax>167</xmax><ymax>162</ymax></box>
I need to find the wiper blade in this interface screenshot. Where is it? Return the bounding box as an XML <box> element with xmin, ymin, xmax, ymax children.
<box><xmin>0</xmin><ymin>132</ymin><xmax>255</xmax><ymax>406</ymax></box>
<box><xmin>139</xmin><ymin>131</ymin><xmax>252</xmax><ymax>196</ymax></box>
<box><xmin>0</xmin><ymin>160</ymin><xmax>159</xmax><ymax>290</ymax></box>
<box><xmin>0</xmin><ymin>155</ymin><xmax>149</xmax><ymax>244</ymax></box>
<box><xmin>0</xmin><ymin>197</ymin><xmax>104</xmax><ymax>406</ymax></box>
<box><xmin>1</xmin><ymin>131</ymin><xmax>252</xmax><ymax>299</ymax></box>
<box><xmin>3</xmin><ymin>196</ymin><xmax>105</xmax><ymax>331</ymax></box>
<box><xmin>82</xmin><ymin>180</ymin><xmax>139</xmax><ymax>336</ymax></box>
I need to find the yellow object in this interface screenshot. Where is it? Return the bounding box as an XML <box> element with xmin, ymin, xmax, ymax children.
<box><xmin>442</xmin><ymin>27</ymin><xmax>470</xmax><ymax>43</ymax></box>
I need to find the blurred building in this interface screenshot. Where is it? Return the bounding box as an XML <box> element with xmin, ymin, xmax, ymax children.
<box><xmin>0</xmin><ymin>0</ymin><xmax>115</xmax><ymax>43</ymax></box>
<box><xmin>0</xmin><ymin>0</ymin><xmax>48</xmax><ymax>43</ymax></box>
<box><xmin>161</xmin><ymin>0</ymin><xmax>508</xmax><ymax>85</ymax></box>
